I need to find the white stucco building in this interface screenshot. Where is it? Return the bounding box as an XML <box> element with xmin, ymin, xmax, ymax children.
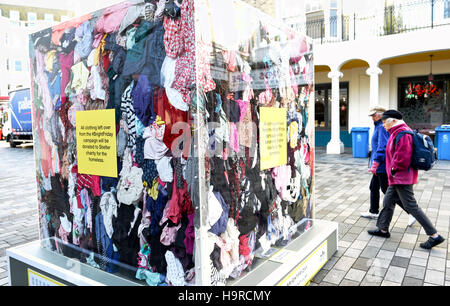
<box><xmin>277</xmin><ymin>0</ymin><xmax>450</xmax><ymax>154</ymax></box>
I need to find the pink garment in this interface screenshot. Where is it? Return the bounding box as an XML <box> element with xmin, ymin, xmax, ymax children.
<box><xmin>167</xmin><ymin>172</ymin><xmax>194</xmax><ymax>225</ymax></box>
<box><xmin>236</xmin><ymin>100</ymin><xmax>252</xmax><ymax>148</ymax></box>
<box><xmin>52</xmin><ymin>14</ymin><xmax>92</xmax><ymax>45</ymax></box>
<box><xmin>184</xmin><ymin>213</ymin><xmax>195</xmax><ymax>255</ymax></box>
<box><xmin>35</xmin><ymin>50</ymin><xmax>53</xmax><ymax>119</ymax></box>
<box><xmin>81</xmin><ymin>189</ymin><xmax>93</xmax><ymax>231</ymax></box>
<box><xmin>36</xmin><ymin>113</ymin><xmax>54</xmax><ymax>178</ymax></box>
<box><xmin>386</xmin><ymin>123</ymin><xmax>418</xmax><ymax>185</ymax></box>
<box><xmin>222</xmin><ymin>50</ymin><xmax>237</xmax><ymax>72</ymax></box>
<box><xmin>236</xmin><ymin>100</ymin><xmax>249</xmax><ymax>122</ymax></box>
<box><xmin>72</xmin><ymin>165</ymin><xmax>101</xmax><ymax>209</ymax></box>
<box><xmin>197</xmin><ymin>39</ymin><xmax>216</xmax><ymax>92</ymax></box>
<box><xmin>160</xmin><ymin>223</ymin><xmax>181</xmax><ymax>246</ymax></box>
<box><xmin>272</xmin><ymin>165</ymin><xmax>291</xmax><ymax>194</ymax></box>
<box><xmin>59</xmin><ymin>52</ymin><xmax>74</xmax><ymax>106</ymax></box>
<box><xmin>58</xmin><ymin>226</ymin><xmax>69</xmax><ymax>244</ymax></box>
<box><xmin>229</xmin><ymin>123</ymin><xmax>239</xmax><ymax>153</ymax></box>
<box><xmin>95</xmin><ymin>2</ymin><xmax>131</xmax><ymax>34</ymax></box>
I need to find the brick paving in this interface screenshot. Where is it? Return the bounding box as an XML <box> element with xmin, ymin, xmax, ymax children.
<box><xmin>311</xmin><ymin>147</ymin><xmax>450</xmax><ymax>286</ymax></box>
<box><xmin>0</xmin><ymin>141</ymin><xmax>449</xmax><ymax>286</ymax></box>
<box><xmin>0</xmin><ymin>141</ymin><xmax>38</xmax><ymax>286</ymax></box>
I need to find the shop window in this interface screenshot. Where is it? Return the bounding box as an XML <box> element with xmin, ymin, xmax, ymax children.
<box><xmin>315</xmin><ymin>83</ymin><xmax>349</xmax><ymax>130</ymax></box>
<box><xmin>398</xmin><ymin>75</ymin><xmax>450</xmax><ymax>131</ymax></box>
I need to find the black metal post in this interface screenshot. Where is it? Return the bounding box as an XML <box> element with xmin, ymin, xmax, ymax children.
<box><xmin>320</xmin><ymin>19</ymin><xmax>323</xmax><ymax>44</ymax></box>
<box><xmin>390</xmin><ymin>6</ymin><xmax>393</xmax><ymax>34</ymax></box>
<box><xmin>431</xmin><ymin>0</ymin><xmax>435</xmax><ymax>29</ymax></box>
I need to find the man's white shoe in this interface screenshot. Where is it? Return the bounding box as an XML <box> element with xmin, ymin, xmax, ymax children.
<box><xmin>361</xmin><ymin>212</ymin><xmax>379</xmax><ymax>219</ymax></box>
<box><xmin>408</xmin><ymin>215</ymin><xmax>416</xmax><ymax>227</ymax></box>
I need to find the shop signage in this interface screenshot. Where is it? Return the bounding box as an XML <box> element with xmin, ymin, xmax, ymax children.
<box><xmin>259</xmin><ymin>107</ymin><xmax>287</xmax><ymax>171</ymax></box>
<box><xmin>407</xmin><ymin>83</ymin><xmax>441</xmax><ymax>98</ymax></box>
<box><xmin>76</xmin><ymin>109</ymin><xmax>118</xmax><ymax>178</ymax></box>
<box><xmin>277</xmin><ymin>241</ymin><xmax>328</xmax><ymax>286</ymax></box>
<box><xmin>28</xmin><ymin>269</ymin><xmax>65</xmax><ymax>286</ymax></box>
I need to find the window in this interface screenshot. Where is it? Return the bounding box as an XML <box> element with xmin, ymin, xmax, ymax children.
<box><xmin>305</xmin><ymin>0</ymin><xmax>323</xmax><ymax>13</ymax></box>
<box><xmin>330</xmin><ymin>9</ymin><xmax>337</xmax><ymax>37</ymax></box>
<box><xmin>27</xmin><ymin>12</ymin><xmax>37</xmax><ymax>26</ymax></box>
<box><xmin>315</xmin><ymin>83</ymin><xmax>349</xmax><ymax>130</ymax></box>
<box><xmin>9</xmin><ymin>10</ymin><xmax>20</xmax><ymax>21</ymax></box>
<box><xmin>4</xmin><ymin>33</ymin><xmax>8</xmax><ymax>45</ymax></box>
<box><xmin>398</xmin><ymin>75</ymin><xmax>450</xmax><ymax>131</ymax></box>
<box><xmin>445</xmin><ymin>0</ymin><xmax>450</xmax><ymax>18</ymax></box>
<box><xmin>15</xmin><ymin>60</ymin><xmax>22</xmax><ymax>72</ymax></box>
<box><xmin>330</xmin><ymin>0</ymin><xmax>338</xmax><ymax>9</ymax></box>
<box><xmin>44</xmin><ymin>13</ymin><xmax>54</xmax><ymax>22</ymax></box>
<box><xmin>61</xmin><ymin>15</ymin><xmax>70</xmax><ymax>22</ymax></box>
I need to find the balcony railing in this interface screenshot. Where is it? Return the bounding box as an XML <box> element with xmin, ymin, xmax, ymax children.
<box><xmin>289</xmin><ymin>0</ymin><xmax>450</xmax><ymax>44</ymax></box>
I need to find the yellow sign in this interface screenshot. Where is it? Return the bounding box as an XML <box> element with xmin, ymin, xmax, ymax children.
<box><xmin>28</xmin><ymin>269</ymin><xmax>65</xmax><ymax>286</ymax></box>
<box><xmin>277</xmin><ymin>241</ymin><xmax>328</xmax><ymax>286</ymax></box>
<box><xmin>259</xmin><ymin>107</ymin><xmax>287</xmax><ymax>171</ymax></box>
<box><xmin>76</xmin><ymin>109</ymin><xmax>118</xmax><ymax>178</ymax></box>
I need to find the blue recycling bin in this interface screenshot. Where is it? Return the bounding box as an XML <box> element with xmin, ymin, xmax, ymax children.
<box><xmin>435</xmin><ymin>125</ymin><xmax>450</xmax><ymax>160</ymax></box>
<box><xmin>351</xmin><ymin>127</ymin><xmax>370</xmax><ymax>158</ymax></box>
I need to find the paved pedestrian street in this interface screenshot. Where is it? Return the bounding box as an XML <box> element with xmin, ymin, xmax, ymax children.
<box><xmin>0</xmin><ymin>142</ymin><xmax>449</xmax><ymax>286</ymax></box>
<box><xmin>311</xmin><ymin>148</ymin><xmax>450</xmax><ymax>286</ymax></box>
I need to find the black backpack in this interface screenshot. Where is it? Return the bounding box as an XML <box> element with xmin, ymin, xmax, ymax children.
<box><xmin>394</xmin><ymin>131</ymin><xmax>435</xmax><ymax>171</ymax></box>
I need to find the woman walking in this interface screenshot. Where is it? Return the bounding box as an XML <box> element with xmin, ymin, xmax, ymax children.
<box><xmin>367</xmin><ymin>110</ymin><xmax>445</xmax><ymax>249</ymax></box>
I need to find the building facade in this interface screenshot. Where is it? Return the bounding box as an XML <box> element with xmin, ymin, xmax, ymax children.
<box><xmin>278</xmin><ymin>0</ymin><xmax>450</xmax><ymax>153</ymax></box>
<box><xmin>0</xmin><ymin>3</ymin><xmax>74</xmax><ymax>97</ymax></box>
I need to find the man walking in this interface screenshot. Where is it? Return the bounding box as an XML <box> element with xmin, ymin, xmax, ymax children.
<box><xmin>362</xmin><ymin>107</ymin><xmax>416</xmax><ymax>227</ymax></box>
<box><xmin>368</xmin><ymin>110</ymin><xmax>445</xmax><ymax>249</ymax></box>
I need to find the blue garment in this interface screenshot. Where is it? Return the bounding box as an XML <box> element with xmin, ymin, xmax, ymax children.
<box><xmin>95</xmin><ymin>212</ymin><xmax>120</xmax><ymax>273</ymax></box>
<box><xmin>209</xmin><ymin>192</ymin><xmax>230</xmax><ymax>236</ymax></box>
<box><xmin>75</xmin><ymin>20</ymin><xmax>93</xmax><ymax>60</ymax></box>
<box><xmin>370</xmin><ymin>120</ymin><xmax>389</xmax><ymax>173</ymax></box>
<box><xmin>132</xmin><ymin>74</ymin><xmax>156</xmax><ymax>127</ymax></box>
<box><xmin>122</xmin><ymin>20</ymin><xmax>166</xmax><ymax>87</ymax></box>
<box><xmin>146</xmin><ymin>187</ymin><xmax>168</xmax><ymax>237</ymax></box>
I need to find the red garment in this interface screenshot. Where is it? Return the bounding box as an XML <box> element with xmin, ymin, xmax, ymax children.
<box><xmin>197</xmin><ymin>39</ymin><xmax>216</xmax><ymax>92</ymax></box>
<box><xmin>173</xmin><ymin>0</ymin><xmax>196</xmax><ymax>105</ymax></box>
<box><xmin>36</xmin><ymin>112</ymin><xmax>53</xmax><ymax>178</ymax></box>
<box><xmin>72</xmin><ymin>165</ymin><xmax>101</xmax><ymax>209</ymax></box>
<box><xmin>167</xmin><ymin>172</ymin><xmax>194</xmax><ymax>225</ymax></box>
<box><xmin>103</xmin><ymin>53</ymin><xmax>111</xmax><ymax>72</ymax></box>
<box><xmin>59</xmin><ymin>52</ymin><xmax>74</xmax><ymax>106</ymax></box>
<box><xmin>163</xmin><ymin>16</ymin><xmax>183</xmax><ymax>59</ymax></box>
<box><xmin>238</xmin><ymin>234</ymin><xmax>251</xmax><ymax>257</ymax></box>
<box><xmin>154</xmin><ymin>88</ymin><xmax>190</xmax><ymax>157</ymax></box>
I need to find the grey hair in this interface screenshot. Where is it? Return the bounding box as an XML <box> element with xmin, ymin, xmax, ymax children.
<box><xmin>385</xmin><ymin>117</ymin><xmax>396</xmax><ymax>124</ymax></box>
